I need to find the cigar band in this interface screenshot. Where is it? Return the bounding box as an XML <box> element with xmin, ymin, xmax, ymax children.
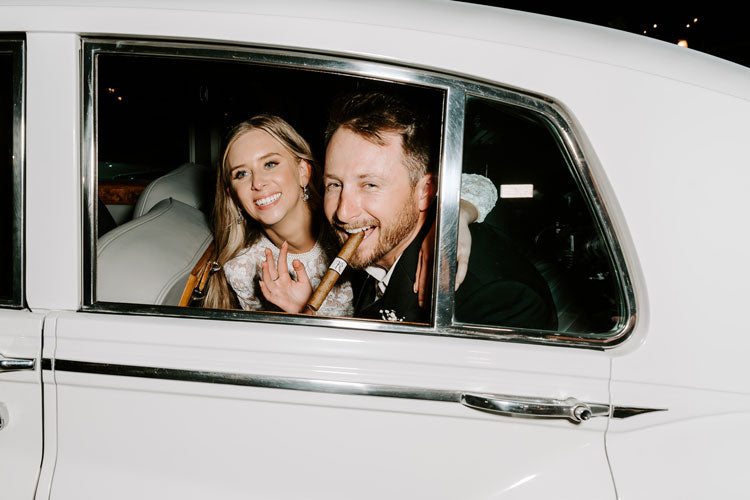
<box><xmin>329</xmin><ymin>257</ymin><xmax>348</xmax><ymax>275</ymax></box>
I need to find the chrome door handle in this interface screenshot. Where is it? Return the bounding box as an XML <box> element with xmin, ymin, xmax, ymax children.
<box><xmin>0</xmin><ymin>356</ymin><xmax>36</xmax><ymax>373</ymax></box>
<box><xmin>460</xmin><ymin>393</ymin><xmax>610</xmax><ymax>424</ymax></box>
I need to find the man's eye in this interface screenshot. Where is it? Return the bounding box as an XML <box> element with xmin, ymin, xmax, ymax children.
<box><xmin>364</xmin><ymin>183</ymin><xmax>377</xmax><ymax>189</ymax></box>
<box><xmin>325</xmin><ymin>182</ymin><xmax>341</xmax><ymax>190</ymax></box>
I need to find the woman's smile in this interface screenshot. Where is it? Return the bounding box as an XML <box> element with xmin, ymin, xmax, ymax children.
<box><xmin>254</xmin><ymin>192</ymin><xmax>282</xmax><ymax>209</ymax></box>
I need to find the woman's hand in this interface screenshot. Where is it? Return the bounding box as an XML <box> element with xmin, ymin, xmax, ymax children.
<box><xmin>259</xmin><ymin>241</ymin><xmax>313</xmax><ymax>313</ymax></box>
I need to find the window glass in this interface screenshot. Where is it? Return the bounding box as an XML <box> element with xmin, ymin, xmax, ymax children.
<box><xmin>456</xmin><ymin>96</ymin><xmax>624</xmax><ymax>334</ymax></box>
<box><xmin>92</xmin><ymin>49</ymin><xmax>444</xmax><ymax>326</ymax></box>
<box><xmin>0</xmin><ymin>45</ymin><xmax>19</xmax><ymax>305</ymax></box>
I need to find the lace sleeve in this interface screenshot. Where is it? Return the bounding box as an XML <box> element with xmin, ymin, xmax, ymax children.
<box><xmin>223</xmin><ymin>249</ymin><xmax>264</xmax><ymax>311</ymax></box>
<box><xmin>460</xmin><ymin>173</ymin><xmax>498</xmax><ymax>223</ymax></box>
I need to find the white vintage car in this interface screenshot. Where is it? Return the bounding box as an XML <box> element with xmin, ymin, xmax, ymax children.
<box><xmin>1</xmin><ymin>1</ymin><xmax>749</xmax><ymax>498</ymax></box>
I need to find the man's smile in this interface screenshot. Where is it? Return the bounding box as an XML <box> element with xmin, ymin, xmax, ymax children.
<box><xmin>346</xmin><ymin>226</ymin><xmax>377</xmax><ymax>239</ymax></box>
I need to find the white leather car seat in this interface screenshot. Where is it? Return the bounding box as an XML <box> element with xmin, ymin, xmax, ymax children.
<box><xmin>133</xmin><ymin>162</ymin><xmax>210</xmax><ymax>219</ymax></box>
<box><xmin>96</xmin><ymin>164</ymin><xmax>213</xmax><ymax>306</ymax></box>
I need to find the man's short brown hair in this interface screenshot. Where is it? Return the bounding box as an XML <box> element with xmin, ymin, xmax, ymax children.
<box><xmin>325</xmin><ymin>91</ymin><xmax>433</xmax><ymax>187</ymax></box>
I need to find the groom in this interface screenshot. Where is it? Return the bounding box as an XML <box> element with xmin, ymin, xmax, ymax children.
<box><xmin>322</xmin><ymin>91</ymin><xmax>556</xmax><ymax>329</ymax></box>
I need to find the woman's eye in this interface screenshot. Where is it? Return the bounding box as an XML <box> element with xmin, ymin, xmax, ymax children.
<box><xmin>233</xmin><ymin>170</ymin><xmax>247</xmax><ymax>180</ymax></box>
<box><xmin>264</xmin><ymin>161</ymin><xmax>278</xmax><ymax>169</ymax></box>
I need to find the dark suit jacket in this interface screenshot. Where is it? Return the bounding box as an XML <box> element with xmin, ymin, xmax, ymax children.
<box><xmin>353</xmin><ymin>222</ymin><xmax>557</xmax><ymax>330</ymax></box>
<box><xmin>352</xmin><ymin>223</ymin><xmax>428</xmax><ymax>323</ymax></box>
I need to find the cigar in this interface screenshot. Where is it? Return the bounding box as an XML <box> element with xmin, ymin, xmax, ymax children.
<box><xmin>307</xmin><ymin>230</ymin><xmax>365</xmax><ymax>313</ymax></box>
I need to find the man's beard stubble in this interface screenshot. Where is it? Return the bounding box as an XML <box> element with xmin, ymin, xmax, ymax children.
<box><xmin>337</xmin><ymin>201</ymin><xmax>420</xmax><ymax>270</ymax></box>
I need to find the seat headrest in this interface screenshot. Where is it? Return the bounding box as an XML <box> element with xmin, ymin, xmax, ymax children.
<box><xmin>133</xmin><ymin>163</ymin><xmax>210</xmax><ymax>219</ymax></box>
<box><xmin>97</xmin><ymin>198</ymin><xmax>212</xmax><ymax>306</ymax></box>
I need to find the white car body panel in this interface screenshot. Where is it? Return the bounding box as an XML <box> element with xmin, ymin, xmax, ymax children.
<box><xmin>1</xmin><ymin>0</ymin><xmax>749</xmax><ymax>498</ymax></box>
<box><xmin>0</xmin><ymin>310</ymin><xmax>44</xmax><ymax>499</ymax></box>
<box><xmin>44</xmin><ymin>312</ymin><xmax>614</xmax><ymax>498</ymax></box>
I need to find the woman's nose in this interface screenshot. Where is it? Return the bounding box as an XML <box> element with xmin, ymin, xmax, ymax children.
<box><xmin>251</xmin><ymin>172</ymin><xmax>268</xmax><ymax>190</ymax></box>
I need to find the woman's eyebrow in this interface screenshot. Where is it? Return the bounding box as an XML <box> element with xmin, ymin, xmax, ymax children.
<box><xmin>229</xmin><ymin>152</ymin><xmax>282</xmax><ymax>172</ymax></box>
<box><xmin>257</xmin><ymin>152</ymin><xmax>282</xmax><ymax>161</ymax></box>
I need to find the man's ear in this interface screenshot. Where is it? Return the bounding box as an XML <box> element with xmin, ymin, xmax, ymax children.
<box><xmin>416</xmin><ymin>173</ymin><xmax>436</xmax><ymax>212</ymax></box>
<box><xmin>298</xmin><ymin>159</ymin><xmax>312</xmax><ymax>186</ymax></box>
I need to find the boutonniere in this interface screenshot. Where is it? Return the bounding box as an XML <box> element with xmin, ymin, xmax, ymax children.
<box><xmin>379</xmin><ymin>309</ymin><xmax>405</xmax><ymax>322</ymax></box>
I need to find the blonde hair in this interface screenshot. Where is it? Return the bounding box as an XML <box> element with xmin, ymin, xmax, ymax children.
<box><xmin>203</xmin><ymin>114</ymin><xmax>321</xmax><ymax>310</ymax></box>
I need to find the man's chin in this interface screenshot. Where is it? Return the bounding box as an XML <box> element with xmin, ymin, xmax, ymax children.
<box><xmin>348</xmin><ymin>248</ymin><xmax>379</xmax><ymax>270</ymax></box>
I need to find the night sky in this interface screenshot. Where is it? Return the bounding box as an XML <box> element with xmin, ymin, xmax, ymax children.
<box><xmin>455</xmin><ymin>3</ymin><xmax>750</xmax><ymax>68</ymax></box>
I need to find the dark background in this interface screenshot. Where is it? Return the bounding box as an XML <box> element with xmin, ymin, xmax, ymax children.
<box><xmin>455</xmin><ymin>3</ymin><xmax>750</xmax><ymax>68</ymax></box>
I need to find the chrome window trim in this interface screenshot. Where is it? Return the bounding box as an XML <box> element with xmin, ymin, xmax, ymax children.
<box><xmin>0</xmin><ymin>36</ymin><xmax>25</xmax><ymax>309</ymax></box>
<box><xmin>81</xmin><ymin>37</ymin><xmax>636</xmax><ymax>349</ymax></box>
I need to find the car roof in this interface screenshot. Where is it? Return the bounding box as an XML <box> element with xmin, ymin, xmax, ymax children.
<box><xmin>4</xmin><ymin>0</ymin><xmax>750</xmax><ymax>100</ymax></box>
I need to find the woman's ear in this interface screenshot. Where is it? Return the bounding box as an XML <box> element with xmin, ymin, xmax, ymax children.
<box><xmin>416</xmin><ymin>174</ymin><xmax>436</xmax><ymax>212</ymax></box>
<box><xmin>298</xmin><ymin>159</ymin><xmax>312</xmax><ymax>186</ymax></box>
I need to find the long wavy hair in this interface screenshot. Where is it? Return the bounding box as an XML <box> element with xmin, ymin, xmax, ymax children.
<box><xmin>203</xmin><ymin>114</ymin><xmax>322</xmax><ymax>310</ymax></box>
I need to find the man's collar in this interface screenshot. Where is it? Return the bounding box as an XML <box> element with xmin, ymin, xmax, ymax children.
<box><xmin>365</xmin><ymin>253</ymin><xmax>403</xmax><ymax>296</ymax></box>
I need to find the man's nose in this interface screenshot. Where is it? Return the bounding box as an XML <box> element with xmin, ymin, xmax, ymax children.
<box><xmin>335</xmin><ymin>187</ymin><xmax>361</xmax><ymax>223</ymax></box>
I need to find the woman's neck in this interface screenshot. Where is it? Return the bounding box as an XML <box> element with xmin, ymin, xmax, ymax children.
<box><xmin>262</xmin><ymin>204</ymin><xmax>317</xmax><ymax>254</ymax></box>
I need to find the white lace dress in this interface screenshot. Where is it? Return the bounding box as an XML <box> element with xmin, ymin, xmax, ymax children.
<box><xmin>223</xmin><ymin>234</ymin><xmax>354</xmax><ymax>316</ymax></box>
<box><xmin>223</xmin><ymin>173</ymin><xmax>497</xmax><ymax>315</ymax></box>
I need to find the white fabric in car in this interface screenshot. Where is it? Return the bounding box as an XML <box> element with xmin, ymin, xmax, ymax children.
<box><xmin>133</xmin><ymin>163</ymin><xmax>210</xmax><ymax>219</ymax></box>
<box><xmin>97</xmin><ymin>198</ymin><xmax>212</xmax><ymax>306</ymax></box>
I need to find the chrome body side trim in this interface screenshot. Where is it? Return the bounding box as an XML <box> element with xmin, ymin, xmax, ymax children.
<box><xmin>611</xmin><ymin>406</ymin><xmax>667</xmax><ymax>419</ymax></box>
<box><xmin>45</xmin><ymin>358</ymin><xmax>663</xmax><ymax>419</ymax></box>
<box><xmin>51</xmin><ymin>358</ymin><xmax>460</xmax><ymax>403</ymax></box>
<box><xmin>0</xmin><ymin>36</ymin><xmax>25</xmax><ymax>308</ymax></box>
<box><xmin>80</xmin><ymin>37</ymin><xmax>636</xmax><ymax>348</ymax></box>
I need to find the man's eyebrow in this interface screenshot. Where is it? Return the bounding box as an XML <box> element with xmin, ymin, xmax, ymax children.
<box><xmin>357</xmin><ymin>173</ymin><xmax>387</xmax><ymax>182</ymax></box>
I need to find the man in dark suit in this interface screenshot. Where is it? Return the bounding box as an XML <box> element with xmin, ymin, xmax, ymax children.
<box><xmin>323</xmin><ymin>91</ymin><xmax>556</xmax><ymax>329</ymax></box>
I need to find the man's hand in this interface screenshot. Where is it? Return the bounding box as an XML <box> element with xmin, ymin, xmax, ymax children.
<box><xmin>414</xmin><ymin>199</ymin><xmax>479</xmax><ymax>307</ymax></box>
<box><xmin>259</xmin><ymin>241</ymin><xmax>313</xmax><ymax>313</ymax></box>
<box><xmin>456</xmin><ymin>199</ymin><xmax>478</xmax><ymax>290</ymax></box>
<box><xmin>415</xmin><ymin>221</ymin><xmax>435</xmax><ymax>308</ymax></box>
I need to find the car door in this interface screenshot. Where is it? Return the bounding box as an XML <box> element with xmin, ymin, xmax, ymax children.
<box><xmin>0</xmin><ymin>36</ymin><xmax>45</xmax><ymax>499</ymax></box>
<box><xmin>29</xmin><ymin>37</ymin><xmax>637</xmax><ymax>500</ymax></box>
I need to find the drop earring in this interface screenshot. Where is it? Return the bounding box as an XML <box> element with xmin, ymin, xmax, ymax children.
<box><xmin>301</xmin><ymin>184</ymin><xmax>310</xmax><ymax>202</ymax></box>
<box><xmin>228</xmin><ymin>202</ymin><xmax>244</xmax><ymax>227</ymax></box>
